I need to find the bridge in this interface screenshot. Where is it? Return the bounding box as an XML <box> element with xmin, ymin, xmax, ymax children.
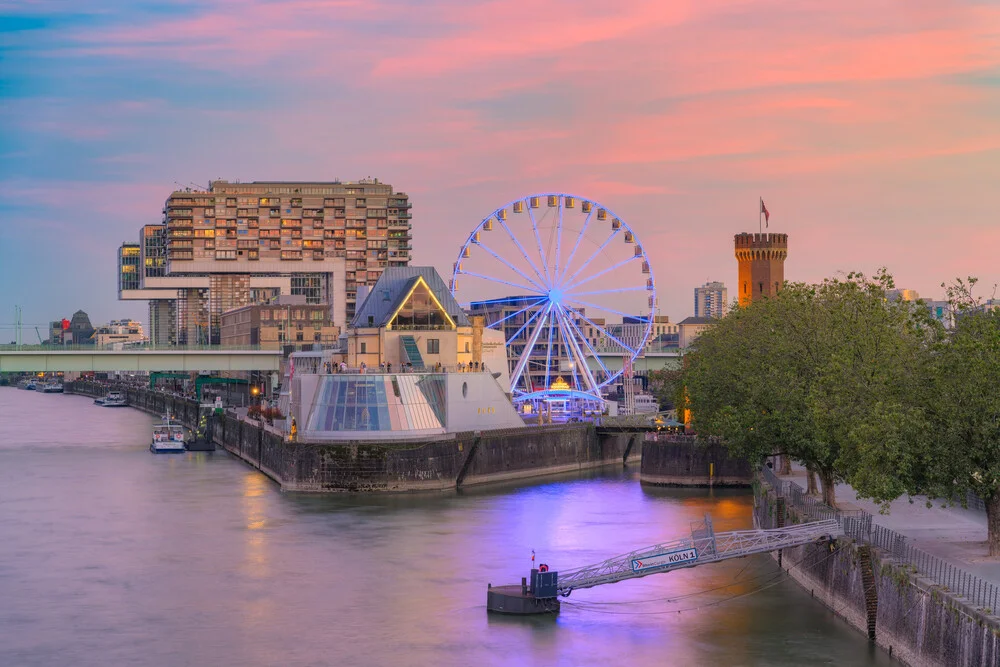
<box><xmin>0</xmin><ymin>346</ymin><xmax>282</xmax><ymax>373</ymax></box>
<box><xmin>486</xmin><ymin>516</ymin><xmax>840</xmax><ymax>614</ymax></box>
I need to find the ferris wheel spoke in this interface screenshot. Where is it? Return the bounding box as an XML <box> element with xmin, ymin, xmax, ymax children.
<box><xmin>457</xmin><ymin>269</ymin><xmax>546</xmax><ymax>295</ymax></box>
<box><xmin>498</xmin><ymin>216</ymin><xmax>549</xmax><ymax>289</ymax></box>
<box><xmin>510</xmin><ymin>304</ymin><xmax>552</xmax><ymax>393</ymax></box>
<box><xmin>565</xmin><ymin>296</ymin><xmax>649</xmax><ymax>324</ymax></box>
<box><xmin>567</xmin><ymin>286</ymin><xmax>650</xmax><ymax>298</ymax></box>
<box><xmin>564</xmin><ymin>255</ymin><xmax>640</xmax><ymax>294</ymax></box>
<box><xmin>474</xmin><ymin>238</ymin><xmax>547</xmax><ymax>292</ymax></box>
<box><xmin>556</xmin><ymin>306</ymin><xmax>600</xmax><ymax>393</ymax></box>
<box><xmin>556</xmin><ymin>317</ymin><xmax>583</xmax><ymax>392</ymax></box>
<box><xmin>558</xmin><ymin>207</ymin><xmax>594</xmax><ymax>285</ymax></box>
<box><xmin>543</xmin><ymin>305</ymin><xmax>556</xmax><ymax>393</ymax></box>
<box><xmin>506</xmin><ymin>302</ymin><xmax>547</xmax><ymax>349</ymax></box>
<box><xmin>561</xmin><ymin>227</ymin><xmax>621</xmax><ymax>289</ymax></box>
<box><xmin>566</xmin><ymin>314</ymin><xmax>613</xmax><ymax>383</ymax></box>
<box><xmin>554</xmin><ymin>198</ymin><xmax>564</xmax><ymax>281</ymax></box>
<box><xmin>487</xmin><ymin>297</ymin><xmax>546</xmax><ymax>329</ymax></box>
<box><xmin>526</xmin><ymin>205</ymin><xmax>553</xmax><ymax>286</ymax></box>
<box><xmin>565</xmin><ymin>305</ymin><xmax>640</xmax><ymax>357</ymax></box>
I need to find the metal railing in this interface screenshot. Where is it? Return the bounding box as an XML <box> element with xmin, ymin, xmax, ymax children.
<box><xmin>760</xmin><ymin>465</ymin><xmax>1000</xmax><ymax>613</ymax></box>
<box><xmin>558</xmin><ymin>515</ymin><xmax>840</xmax><ymax>593</ymax></box>
<box><xmin>0</xmin><ymin>344</ymin><xmax>274</xmax><ymax>352</ymax></box>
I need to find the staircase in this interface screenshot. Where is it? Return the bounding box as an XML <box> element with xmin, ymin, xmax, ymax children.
<box><xmin>399</xmin><ymin>336</ymin><xmax>425</xmax><ymax>369</ymax></box>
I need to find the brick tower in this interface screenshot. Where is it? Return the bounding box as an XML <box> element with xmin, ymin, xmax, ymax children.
<box><xmin>734</xmin><ymin>233</ymin><xmax>788</xmax><ymax>307</ymax></box>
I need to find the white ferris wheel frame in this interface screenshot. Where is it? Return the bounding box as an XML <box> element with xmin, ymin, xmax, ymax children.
<box><xmin>450</xmin><ymin>193</ymin><xmax>657</xmax><ymax>402</ymax></box>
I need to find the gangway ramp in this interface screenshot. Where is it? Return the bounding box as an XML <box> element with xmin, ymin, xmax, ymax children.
<box><xmin>486</xmin><ymin>516</ymin><xmax>840</xmax><ymax>615</ymax></box>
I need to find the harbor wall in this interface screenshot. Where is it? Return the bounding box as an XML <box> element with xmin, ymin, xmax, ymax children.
<box><xmin>67</xmin><ymin>382</ymin><xmax>640</xmax><ymax>492</ymax></box>
<box><xmin>757</xmin><ymin>482</ymin><xmax>1000</xmax><ymax>667</ymax></box>
<box><xmin>640</xmin><ymin>435</ymin><xmax>752</xmax><ymax>487</ymax></box>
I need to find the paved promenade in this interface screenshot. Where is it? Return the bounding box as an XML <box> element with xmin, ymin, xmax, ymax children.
<box><xmin>780</xmin><ymin>466</ymin><xmax>1000</xmax><ymax>586</ymax></box>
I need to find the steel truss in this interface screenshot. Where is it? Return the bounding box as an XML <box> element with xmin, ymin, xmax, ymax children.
<box><xmin>556</xmin><ymin>517</ymin><xmax>841</xmax><ymax>593</ymax></box>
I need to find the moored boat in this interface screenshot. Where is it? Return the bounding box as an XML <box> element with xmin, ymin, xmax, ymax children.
<box><xmin>150</xmin><ymin>416</ymin><xmax>186</xmax><ymax>454</ymax></box>
<box><xmin>101</xmin><ymin>391</ymin><xmax>128</xmax><ymax>407</ymax></box>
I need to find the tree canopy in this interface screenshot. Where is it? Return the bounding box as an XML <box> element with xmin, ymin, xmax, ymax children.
<box><xmin>683</xmin><ymin>270</ymin><xmax>939</xmax><ymax>507</ymax></box>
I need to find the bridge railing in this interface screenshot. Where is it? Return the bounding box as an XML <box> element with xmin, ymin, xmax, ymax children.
<box><xmin>760</xmin><ymin>463</ymin><xmax>1000</xmax><ymax>613</ymax></box>
<box><xmin>0</xmin><ymin>344</ymin><xmax>274</xmax><ymax>352</ymax></box>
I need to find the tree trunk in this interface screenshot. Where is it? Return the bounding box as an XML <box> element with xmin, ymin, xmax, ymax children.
<box><xmin>987</xmin><ymin>491</ymin><xmax>1000</xmax><ymax>558</ymax></box>
<box><xmin>779</xmin><ymin>455</ymin><xmax>792</xmax><ymax>475</ymax></box>
<box><xmin>806</xmin><ymin>466</ymin><xmax>818</xmax><ymax>496</ymax></box>
<box><xmin>819</xmin><ymin>469</ymin><xmax>837</xmax><ymax>508</ymax></box>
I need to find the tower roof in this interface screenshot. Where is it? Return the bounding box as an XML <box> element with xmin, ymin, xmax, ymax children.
<box><xmin>351</xmin><ymin>267</ymin><xmax>471</xmax><ymax>329</ymax></box>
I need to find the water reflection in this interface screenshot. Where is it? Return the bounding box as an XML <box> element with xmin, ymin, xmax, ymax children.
<box><xmin>0</xmin><ymin>388</ymin><xmax>895</xmax><ymax>667</ymax></box>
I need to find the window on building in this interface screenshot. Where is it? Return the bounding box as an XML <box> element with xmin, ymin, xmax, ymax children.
<box><xmin>465</xmin><ymin>342</ymin><xmax>470</xmax><ymax>352</ymax></box>
<box><xmin>296</xmin><ymin>331</ymin><xmax>304</xmax><ymax>342</ymax></box>
<box><xmin>426</xmin><ymin>339</ymin><xmax>440</xmax><ymax>355</ymax></box>
<box><xmin>360</xmin><ymin>342</ymin><xmax>367</xmax><ymax>354</ymax></box>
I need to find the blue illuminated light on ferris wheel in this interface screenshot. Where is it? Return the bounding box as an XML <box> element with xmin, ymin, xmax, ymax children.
<box><xmin>450</xmin><ymin>193</ymin><xmax>657</xmax><ymax>404</ymax></box>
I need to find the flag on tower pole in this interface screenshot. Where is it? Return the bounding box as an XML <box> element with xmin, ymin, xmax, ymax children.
<box><xmin>760</xmin><ymin>198</ymin><xmax>770</xmax><ymax>231</ymax></box>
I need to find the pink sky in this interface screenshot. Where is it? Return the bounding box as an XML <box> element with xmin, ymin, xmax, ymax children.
<box><xmin>2</xmin><ymin>0</ymin><xmax>1000</xmax><ymax>330</ymax></box>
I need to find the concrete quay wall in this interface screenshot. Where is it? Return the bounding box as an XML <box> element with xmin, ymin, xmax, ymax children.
<box><xmin>757</xmin><ymin>483</ymin><xmax>1000</xmax><ymax>667</ymax></box>
<box><xmin>640</xmin><ymin>435</ymin><xmax>752</xmax><ymax>487</ymax></box>
<box><xmin>276</xmin><ymin>424</ymin><xmax>638</xmax><ymax>492</ymax></box>
<box><xmin>67</xmin><ymin>382</ymin><xmax>639</xmax><ymax>492</ymax></box>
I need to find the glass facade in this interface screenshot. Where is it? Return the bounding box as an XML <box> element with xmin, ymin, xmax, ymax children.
<box><xmin>291</xmin><ymin>273</ymin><xmax>323</xmax><ymax>304</ymax></box>
<box><xmin>306</xmin><ymin>375</ymin><xmax>447</xmax><ymax>433</ymax></box>
<box><xmin>118</xmin><ymin>243</ymin><xmax>140</xmax><ymax>294</ymax></box>
<box><xmin>143</xmin><ymin>225</ymin><xmax>167</xmax><ymax>278</ymax></box>
<box><xmin>389</xmin><ymin>282</ymin><xmax>451</xmax><ymax>330</ymax></box>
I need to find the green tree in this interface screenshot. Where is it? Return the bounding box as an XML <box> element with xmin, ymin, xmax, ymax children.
<box><xmin>926</xmin><ymin>279</ymin><xmax>1000</xmax><ymax>555</ymax></box>
<box><xmin>647</xmin><ymin>368</ymin><xmax>683</xmax><ymax>412</ymax></box>
<box><xmin>683</xmin><ymin>270</ymin><xmax>937</xmax><ymax>508</ymax></box>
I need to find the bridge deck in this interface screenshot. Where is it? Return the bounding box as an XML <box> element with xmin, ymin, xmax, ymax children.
<box><xmin>556</xmin><ymin>518</ymin><xmax>840</xmax><ymax>593</ymax></box>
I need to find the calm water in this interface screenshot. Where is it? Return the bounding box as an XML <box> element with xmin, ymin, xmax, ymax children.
<box><xmin>0</xmin><ymin>387</ymin><xmax>895</xmax><ymax>666</ymax></box>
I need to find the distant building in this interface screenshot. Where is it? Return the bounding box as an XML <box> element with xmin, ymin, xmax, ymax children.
<box><xmin>887</xmin><ymin>289</ymin><xmax>920</xmax><ymax>302</ymax></box>
<box><xmin>220</xmin><ymin>296</ymin><xmax>340</xmax><ymax>349</ymax></box>
<box><xmin>118</xmin><ymin>178</ymin><xmax>412</xmax><ymax>345</ymax></box>
<box><xmin>349</xmin><ymin>267</ymin><xmax>510</xmax><ymax>388</ymax></box>
<box><xmin>735</xmin><ymin>233</ymin><xmax>788</xmax><ymax>306</ymax></box>
<box><xmin>694</xmin><ymin>281</ymin><xmax>728</xmax><ymax>318</ymax></box>
<box><xmin>94</xmin><ymin>319</ymin><xmax>145</xmax><ymax>349</ymax></box>
<box><xmin>678</xmin><ymin>316</ymin><xmax>716</xmax><ymax>348</ymax></box>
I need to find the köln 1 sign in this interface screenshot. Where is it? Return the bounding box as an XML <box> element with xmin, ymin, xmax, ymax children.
<box><xmin>631</xmin><ymin>547</ymin><xmax>698</xmax><ymax>572</ymax></box>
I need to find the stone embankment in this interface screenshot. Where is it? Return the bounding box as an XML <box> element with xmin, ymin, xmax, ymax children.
<box><xmin>68</xmin><ymin>381</ymin><xmax>640</xmax><ymax>492</ymax></box>
<box><xmin>756</xmin><ymin>477</ymin><xmax>1000</xmax><ymax>667</ymax></box>
<box><xmin>640</xmin><ymin>434</ymin><xmax>752</xmax><ymax>487</ymax></box>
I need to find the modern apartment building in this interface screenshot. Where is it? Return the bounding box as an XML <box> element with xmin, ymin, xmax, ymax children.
<box><xmin>694</xmin><ymin>281</ymin><xmax>728</xmax><ymax>319</ymax></box>
<box><xmin>118</xmin><ymin>178</ymin><xmax>411</xmax><ymax>345</ymax></box>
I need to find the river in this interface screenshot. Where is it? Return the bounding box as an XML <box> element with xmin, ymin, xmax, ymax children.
<box><xmin>0</xmin><ymin>387</ymin><xmax>895</xmax><ymax>666</ymax></box>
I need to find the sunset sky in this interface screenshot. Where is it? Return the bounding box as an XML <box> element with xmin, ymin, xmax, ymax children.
<box><xmin>2</xmin><ymin>0</ymin><xmax>1000</xmax><ymax>334</ymax></box>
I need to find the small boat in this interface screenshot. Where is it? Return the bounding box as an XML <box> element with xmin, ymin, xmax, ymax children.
<box><xmin>150</xmin><ymin>416</ymin><xmax>186</xmax><ymax>454</ymax></box>
<box><xmin>101</xmin><ymin>391</ymin><xmax>128</xmax><ymax>408</ymax></box>
<box><xmin>41</xmin><ymin>383</ymin><xmax>64</xmax><ymax>393</ymax></box>
<box><xmin>24</xmin><ymin>381</ymin><xmax>37</xmax><ymax>391</ymax></box>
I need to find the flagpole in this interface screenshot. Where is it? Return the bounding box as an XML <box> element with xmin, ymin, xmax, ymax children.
<box><xmin>759</xmin><ymin>197</ymin><xmax>762</xmax><ymax>235</ymax></box>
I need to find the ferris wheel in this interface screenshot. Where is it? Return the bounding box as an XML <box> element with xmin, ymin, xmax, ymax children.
<box><xmin>450</xmin><ymin>193</ymin><xmax>656</xmax><ymax>404</ymax></box>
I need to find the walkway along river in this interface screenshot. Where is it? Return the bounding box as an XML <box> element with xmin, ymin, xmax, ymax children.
<box><xmin>0</xmin><ymin>388</ymin><xmax>896</xmax><ymax>666</ymax></box>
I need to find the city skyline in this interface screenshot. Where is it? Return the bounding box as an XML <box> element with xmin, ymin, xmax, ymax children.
<box><xmin>3</xmin><ymin>1</ymin><xmax>1000</xmax><ymax>332</ymax></box>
